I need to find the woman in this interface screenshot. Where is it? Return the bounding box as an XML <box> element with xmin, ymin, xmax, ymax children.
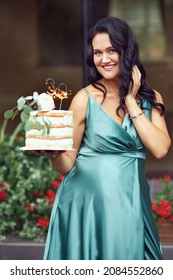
<box><xmin>42</xmin><ymin>17</ymin><xmax>171</xmax><ymax>259</ymax></box>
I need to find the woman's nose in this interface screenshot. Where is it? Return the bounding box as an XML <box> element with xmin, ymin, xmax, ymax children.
<box><xmin>102</xmin><ymin>53</ymin><xmax>111</xmax><ymax>63</ymax></box>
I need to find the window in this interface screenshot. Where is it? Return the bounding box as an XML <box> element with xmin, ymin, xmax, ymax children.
<box><xmin>108</xmin><ymin>0</ymin><xmax>166</xmax><ymax>62</ymax></box>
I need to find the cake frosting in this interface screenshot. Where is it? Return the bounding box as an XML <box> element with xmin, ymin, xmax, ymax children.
<box><xmin>25</xmin><ymin>110</ymin><xmax>73</xmax><ymax>150</ymax></box>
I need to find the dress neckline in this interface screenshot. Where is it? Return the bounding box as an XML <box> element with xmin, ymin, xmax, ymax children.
<box><xmin>86</xmin><ymin>93</ymin><xmax>137</xmax><ymax>148</ymax></box>
<box><xmin>85</xmin><ymin>89</ymin><xmax>129</xmax><ymax>128</ymax></box>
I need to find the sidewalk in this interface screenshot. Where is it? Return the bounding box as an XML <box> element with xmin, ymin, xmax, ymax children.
<box><xmin>0</xmin><ymin>235</ymin><xmax>172</xmax><ymax>260</ymax></box>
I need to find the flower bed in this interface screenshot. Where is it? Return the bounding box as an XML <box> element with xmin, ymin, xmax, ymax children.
<box><xmin>152</xmin><ymin>175</ymin><xmax>173</xmax><ymax>242</ymax></box>
<box><xmin>0</xmin><ymin>120</ymin><xmax>62</xmax><ymax>242</ymax></box>
<box><xmin>152</xmin><ymin>175</ymin><xmax>173</xmax><ymax>224</ymax></box>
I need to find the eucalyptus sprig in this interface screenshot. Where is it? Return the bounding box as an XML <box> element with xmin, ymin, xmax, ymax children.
<box><xmin>4</xmin><ymin>92</ymin><xmax>51</xmax><ymax>134</ymax></box>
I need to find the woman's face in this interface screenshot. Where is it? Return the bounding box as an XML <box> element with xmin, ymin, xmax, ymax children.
<box><xmin>92</xmin><ymin>32</ymin><xmax>120</xmax><ymax>81</ymax></box>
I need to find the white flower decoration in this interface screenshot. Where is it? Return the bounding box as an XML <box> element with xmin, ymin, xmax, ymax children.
<box><xmin>36</xmin><ymin>93</ymin><xmax>55</xmax><ymax>111</ymax></box>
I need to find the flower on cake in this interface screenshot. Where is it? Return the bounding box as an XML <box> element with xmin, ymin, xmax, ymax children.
<box><xmin>33</xmin><ymin>92</ymin><xmax>55</xmax><ymax>111</ymax></box>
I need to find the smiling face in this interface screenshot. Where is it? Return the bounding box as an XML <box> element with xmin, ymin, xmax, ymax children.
<box><xmin>92</xmin><ymin>32</ymin><xmax>120</xmax><ymax>81</ymax></box>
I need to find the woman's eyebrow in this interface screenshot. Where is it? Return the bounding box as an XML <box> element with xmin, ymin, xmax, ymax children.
<box><xmin>93</xmin><ymin>46</ymin><xmax>113</xmax><ymax>51</ymax></box>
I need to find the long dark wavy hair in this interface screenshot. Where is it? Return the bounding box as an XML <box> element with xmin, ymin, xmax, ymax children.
<box><xmin>87</xmin><ymin>17</ymin><xmax>165</xmax><ymax>115</ymax></box>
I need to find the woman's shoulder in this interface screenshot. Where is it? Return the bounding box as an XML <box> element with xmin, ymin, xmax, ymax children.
<box><xmin>69</xmin><ymin>88</ymin><xmax>88</xmax><ymax>113</ymax></box>
<box><xmin>69</xmin><ymin>87</ymin><xmax>94</xmax><ymax>120</ymax></box>
<box><xmin>153</xmin><ymin>89</ymin><xmax>164</xmax><ymax>104</ymax></box>
<box><xmin>141</xmin><ymin>89</ymin><xmax>164</xmax><ymax>107</ymax></box>
<box><xmin>84</xmin><ymin>84</ymin><xmax>104</xmax><ymax>103</ymax></box>
<box><xmin>65</xmin><ymin>91</ymin><xmax>88</xmax><ymax>126</ymax></box>
<box><xmin>72</xmin><ymin>85</ymin><xmax>102</xmax><ymax>102</ymax></box>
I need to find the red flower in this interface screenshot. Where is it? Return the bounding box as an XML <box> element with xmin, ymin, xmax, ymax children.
<box><xmin>32</xmin><ymin>190</ymin><xmax>42</xmax><ymax>198</ymax></box>
<box><xmin>163</xmin><ymin>175</ymin><xmax>171</xmax><ymax>181</ymax></box>
<box><xmin>0</xmin><ymin>191</ymin><xmax>7</xmax><ymax>201</ymax></box>
<box><xmin>159</xmin><ymin>199</ymin><xmax>171</xmax><ymax>208</ymax></box>
<box><xmin>15</xmin><ymin>135</ymin><xmax>20</xmax><ymax>140</ymax></box>
<box><xmin>46</xmin><ymin>189</ymin><xmax>56</xmax><ymax>198</ymax></box>
<box><xmin>157</xmin><ymin>175</ymin><xmax>171</xmax><ymax>184</ymax></box>
<box><xmin>152</xmin><ymin>176</ymin><xmax>173</xmax><ymax>223</ymax></box>
<box><xmin>0</xmin><ymin>183</ymin><xmax>9</xmax><ymax>190</ymax></box>
<box><xmin>159</xmin><ymin>199</ymin><xmax>171</xmax><ymax>210</ymax></box>
<box><xmin>45</xmin><ymin>189</ymin><xmax>56</xmax><ymax>203</ymax></box>
<box><xmin>156</xmin><ymin>200</ymin><xmax>172</xmax><ymax>217</ymax></box>
<box><xmin>158</xmin><ymin>217</ymin><xmax>166</xmax><ymax>223</ymax></box>
<box><xmin>152</xmin><ymin>202</ymin><xmax>158</xmax><ymax>212</ymax></box>
<box><xmin>51</xmin><ymin>180</ymin><xmax>60</xmax><ymax>189</ymax></box>
<box><xmin>51</xmin><ymin>175</ymin><xmax>63</xmax><ymax>189</ymax></box>
<box><xmin>170</xmin><ymin>216</ymin><xmax>173</xmax><ymax>222</ymax></box>
<box><xmin>157</xmin><ymin>209</ymin><xmax>172</xmax><ymax>217</ymax></box>
<box><xmin>26</xmin><ymin>202</ymin><xmax>38</xmax><ymax>212</ymax></box>
<box><xmin>45</xmin><ymin>196</ymin><xmax>54</xmax><ymax>203</ymax></box>
<box><xmin>58</xmin><ymin>174</ymin><xmax>64</xmax><ymax>181</ymax></box>
<box><xmin>37</xmin><ymin>217</ymin><xmax>49</xmax><ymax>228</ymax></box>
<box><xmin>156</xmin><ymin>178</ymin><xmax>162</xmax><ymax>184</ymax></box>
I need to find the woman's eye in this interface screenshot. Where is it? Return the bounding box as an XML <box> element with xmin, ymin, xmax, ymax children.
<box><xmin>109</xmin><ymin>49</ymin><xmax>116</xmax><ymax>54</ymax></box>
<box><xmin>94</xmin><ymin>51</ymin><xmax>102</xmax><ymax>56</ymax></box>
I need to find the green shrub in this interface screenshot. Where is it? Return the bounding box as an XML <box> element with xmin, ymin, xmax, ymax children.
<box><xmin>0</xmin><ymin>120</ymin><xmax>61</xmax><ymax>242</ymax></box>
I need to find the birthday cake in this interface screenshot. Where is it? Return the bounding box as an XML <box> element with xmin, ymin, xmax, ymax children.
<box><xmin>25</xmin><ymin>109</ymin><xmax>73</xmax><ymax>150</ymax></box>
<box><xmin>4</xmin><ymin>79</ymin><xmax>74</xmax><ymax>150</ymax></box>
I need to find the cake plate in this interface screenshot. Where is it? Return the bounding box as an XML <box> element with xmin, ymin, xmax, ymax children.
<box><xmin>20</xmin><ymin>147</ymin><xmax>75</xmax><ymax>151</ymax></box>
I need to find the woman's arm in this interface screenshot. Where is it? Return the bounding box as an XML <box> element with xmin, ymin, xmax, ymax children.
<box><xmin>43</xmin><ymin>90</ymin><xmax>88</xmax><ymax>175</ymax></box>
<box><xmin>125</xmin><ymin>66</ymin><xmax>171</xmax><ymax>159</ymax></box>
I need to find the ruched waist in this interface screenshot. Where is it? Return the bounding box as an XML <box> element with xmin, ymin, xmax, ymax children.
<box><xmin>78</xmin><ymin>146</ymin><xmax>146</xmax><ymax>160</ymax></box>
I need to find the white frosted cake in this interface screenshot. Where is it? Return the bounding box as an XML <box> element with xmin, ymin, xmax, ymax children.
<box><xmin>4</xmin><ymin>88</ymin><xmax>74</xmax><ymax>151</ymax></box>
<box><xmin>25</xmin><ymin>110</ymin><xmax>73</xmax><ymax>150</ymax></box>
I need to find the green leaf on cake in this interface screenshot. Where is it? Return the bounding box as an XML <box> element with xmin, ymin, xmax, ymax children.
<box><xmin>45</xmin><ymin>124</ymin><xmax>51</xmax><ymax>135</ymax></box>
<box><xmin>35</xmin><ymin>121</ymin><xmax>42</xmax><ymax>130</ymax></box>
<box><xmin>45</xmin><ymin>119</ymin><xmax>51</xmax><ymax>126</ymax></box>
<box><xmin>23</xmin><ymin>106</ymin><xmax>32</xmax><ymax>114</ymax></box>
<box><xmin>4</xmin><ymin>109</ymin><xmax>15</xmax><ymax>120</ymax></box>
<box><xmin>41</xmin><ymin>128</ymin><xmax>46</xmax><ymax>135</ymax></box>
<box><xmin>20</xmin><ymin>111</ymin><xmax>29</xmax><ymax>123</ymax></box>
<box><xmin>44</xmin><ymin>118</ymin><xmax>51</xmax><ymax>135</ymax></box>
<box><xmin>24</xmin><ymin>120</ymin><xmax>34</xmax><ymax>131</ymax></box>
<box><xmin>17</xmin><ymin>97</ymin><xmax>26</xmax><ymax>110</ymax></box>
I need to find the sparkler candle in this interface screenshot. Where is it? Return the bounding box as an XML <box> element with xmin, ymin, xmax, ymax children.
<box><xmin>46</xmin><ymin>78</ymin><xmax>72</xmax><ymax>110</ymax></box>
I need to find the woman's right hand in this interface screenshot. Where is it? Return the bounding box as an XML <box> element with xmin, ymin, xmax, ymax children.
<box><xmin>32</xmin><ymin>150</ymin><xmax>65</xmax><ymax>160</ymax></box>
<box><xmin>125</xmin><ymin>65</ymin><xmax>141</xmax><ymax>105</ymax></box>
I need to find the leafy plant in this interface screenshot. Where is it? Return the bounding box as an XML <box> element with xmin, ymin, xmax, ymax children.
<box><xmin>0</xmin><ymin>120</ymin><xmax>62</xmax><ymax>242</ymax></box>
<box><xmin>152</xmin><ymin>175</ymin><xmax>173</xmax><ymax>224</ymax></box>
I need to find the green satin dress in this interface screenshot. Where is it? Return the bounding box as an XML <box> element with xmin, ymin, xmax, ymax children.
<box><xmin>43</xmin><ymin>89</ymin><xmax>163</xmax><ymax>260</ymax></box>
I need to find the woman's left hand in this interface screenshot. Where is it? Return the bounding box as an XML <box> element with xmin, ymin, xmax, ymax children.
<box><xmin>125</xmin><ymin>65</ymin><xmax>142</xmax><ymax>102</ymax></box>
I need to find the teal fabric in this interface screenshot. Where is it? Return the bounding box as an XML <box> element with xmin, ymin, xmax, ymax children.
<box><xmin>43</xmin><ymin>89</ymin><xmax>163</xmax><ymax>260</ymax></box>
